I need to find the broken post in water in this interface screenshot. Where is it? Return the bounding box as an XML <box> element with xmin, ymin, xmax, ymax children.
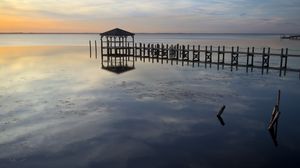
<box><xmin>268</xmin><ymin>90</ymin><xmax>281</xmax><ymax>130</ymax></box>
<box><xmin>217</xmin><ymin>105</ymin><xmax>226</xmax><ymax>117</ymax></box>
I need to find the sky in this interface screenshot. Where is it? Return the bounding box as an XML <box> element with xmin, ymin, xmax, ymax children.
<box><xmin>0</xmin><ymin>0</ymin><xmax>300</xmax><ymax>33</ymax></box>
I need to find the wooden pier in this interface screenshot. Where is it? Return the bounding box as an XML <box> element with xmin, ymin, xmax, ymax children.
<box><xmin>96</xmin><ymin>28</ymin><xmax>300</xmax><ymax>77</ymax></box>
<box><xmin>281</xmin><ymin>35</ymin><xmax>300</xmax><ymax>40</ymax></box>
<box><xmin>133</xmin><ymin>43</ymin><xmax>300</xmax><ymax>76</ymax></box>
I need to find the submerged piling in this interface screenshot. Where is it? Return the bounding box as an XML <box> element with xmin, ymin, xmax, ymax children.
<box><xmin>268</xmin><ymin>90</ymin><xmax>281</xmax><ymax>130</ymax></box>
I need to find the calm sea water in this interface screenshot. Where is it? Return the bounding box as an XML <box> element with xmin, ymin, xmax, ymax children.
<box><xmin>0</xmin><ymin>34</ymin><xmax>300</xmax><ymax>168</ymax></box>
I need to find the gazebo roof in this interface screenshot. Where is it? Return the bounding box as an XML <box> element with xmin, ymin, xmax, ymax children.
<box><xmin>100</xmin><ymin>28</ymin><xmax>135</xmax><ymax>37</ymax></box>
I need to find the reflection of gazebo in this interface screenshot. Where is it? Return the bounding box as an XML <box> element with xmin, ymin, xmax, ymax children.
<box><xmin>100</xmin><ymin>28</ymin><xmax>135</xmax><ymax>74</ymax></box>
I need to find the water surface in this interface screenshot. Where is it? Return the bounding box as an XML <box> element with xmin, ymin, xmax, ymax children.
<box><xmin>0</xmin><ymin>34</ymin><xmax>300</xmax><ymax>168</ymax></box>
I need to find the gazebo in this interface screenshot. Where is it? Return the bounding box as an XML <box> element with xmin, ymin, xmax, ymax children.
<box><xmin>100</xmin><ymin>28</ymin><xmax>135</xmax><ymax>74</ymax></box>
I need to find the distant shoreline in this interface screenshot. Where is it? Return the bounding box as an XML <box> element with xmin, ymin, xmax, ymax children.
<box><xmin>0</xmin><ymin>32</ymin><xmax>293</xmax><ymax>35</ymax></box>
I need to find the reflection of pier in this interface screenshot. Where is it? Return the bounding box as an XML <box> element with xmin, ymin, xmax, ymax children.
<box><xmin>134</xmin><ymin>43</ymin><xmax>300</xmax><ymax>76</ymax></box>
<box><xmin>99</xmin><ymin>28</ymin><xmax>135</xmax><ymax>74</ymax></box>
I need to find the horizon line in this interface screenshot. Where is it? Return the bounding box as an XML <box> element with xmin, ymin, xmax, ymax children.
<box><xmin>0</xmin><ymin>32</ymin><xmax>298</xmax><ymax>35</ymax></box>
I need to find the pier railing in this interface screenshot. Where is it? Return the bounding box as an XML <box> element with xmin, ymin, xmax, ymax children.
<box><xmin>134</xmin><ymin>43</ymin><xmax>300</xmax><ymax>76</ymax></box>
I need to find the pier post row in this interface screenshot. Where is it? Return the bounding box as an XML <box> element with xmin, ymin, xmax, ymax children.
<box><xmin>97</xmin><ymin>28</ymin><xmax>300</xmax><ymax>77</ymax></box>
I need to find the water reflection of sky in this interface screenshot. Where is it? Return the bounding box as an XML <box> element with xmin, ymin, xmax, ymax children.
<box><xmin>0</xmin><ymin>46</ymin><xmax>300</xmax><ymax>168</ymax></box>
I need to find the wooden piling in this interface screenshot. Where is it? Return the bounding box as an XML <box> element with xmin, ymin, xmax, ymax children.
<box><xmin>276</xmin><ymin>89</ymin><xmax>281</xmax><ymax>109</ymax></box>
<box><xmin>246</xmin><ymin>47</ymin><xmax>249</xmax><ymax>72</ymax></box>
<box><xmin>161</xmin><ymin>43</ymin><xmax>164</xmax><ymax>64</ymax></box>
<box><xmin>176</xmin><ymin>44</ymin><xmax>179</xmax><ymax>65</ymax></box>
<box><xmin>209</xmin><ymin>46</ymin><xmax>212</xmax><ymax>68</ymax></box>
<box><xmin>186</xmin><ymin>45</ymin><xmax>190</xmax><ymax>65</ymax></box>
<box><xmin>89</xmin><ymin>40</ymin><xmax>92</xmax><ymax>58</ymax></box>
<box><xmin>198</xmin><ymin>45</ymin><xmax>201</xmax><ymax>67</ymax></box>
<box><xmin>166</xmin><ymin>44</ymin><xmax>169</xmax><ymax>64</ymax></box>
<box><xmin>268</xmin><ymin>111</ymin><xmax>280</xmax><ymax>130</ymax></box>
<box><xmin>217</xmin><ymin>105</ymin><xmax>226</xmax><ymax>117</ymax></box>
<box><xmin>181</xmin><ymin>45</ymin><xmax>184</xmax><ymax>66</ymax></box>
<box><xmin>95</xmin><ymin>40</ymin><xmax>97</xmax><ymax>59</ymax></box>
<box><xmin>222</xmin><ymin>46</ymin><xmax>225</xmax><ymax>69</ymax></box>
<box><xmin>217</xmin><ymin>46</ymin><xmax>220</xmax><ymax>70</ymax></box>
<box><xmin>156</xmin><ymin>44</ymin><xmax>160</xmax><ymax>63</ymax></box>
<box><xmin>151</xmin><ymin>44</ymin><xmax>154</xmax><ymax>63</ymax></box>
<box><xmin>113</xmin><ymin>42</ymin><xmax>300</xmax><ymax>77</ymax></box>
<box><xmin>231</xmin><ymin>47</ymin><xmax>239</xmax><ymax>71</ymax></box>
<box><xmin>267</xmin><ymin>48</ymin><xmax>270</xmax><ymax>73</ymax></box>
<box><xmin>261</xmin><ymin>47</ymin><xmax>270</xmax><ymax>74</ymax></box>
<box><xmin>284</xmin><ymin>48</ymin><xmax>288</xmax><ymax>76</ymax></box>
<box><xmin>268</xmin><ymin>90</ymin><xmax>281</xmax><ymax>130</ymax></box>
<box><xmin>192</xmin><ymin>45</ymin><xmax>196</xmax><ymax>67</ymax></box>
<box><xmin>205</xmin><ymin>46</ymin><xmax>212</xmax><ymax>68</ymax></box>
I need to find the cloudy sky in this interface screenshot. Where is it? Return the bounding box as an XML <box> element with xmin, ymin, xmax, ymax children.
<box><xmin>0</xmin><ymin>0</ymin><xmax>299</xmax><ymax>33</ymax></box>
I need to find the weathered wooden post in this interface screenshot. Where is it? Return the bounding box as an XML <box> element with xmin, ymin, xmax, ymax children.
<box><xmin>134</xmin><ymin>43</ymin><xmax>137</xmax><ymax>61</ymax></box>
<box><xmin>217</xmin><ymin>105</ymin><xmax>226</xmax><ymax>117</ymax></box>
<box><xmin>268</xmin><ymin>90</ymin><xmax>281</xmax><ymax>130</ymax></box>
<box><xmin>192</xmin><ymin>45</ymin><xmax>196</xmax><ymax>67</ymax></box>
<box><xmin>156</xmin><ymin>44</ymin><xmax>160</xmax><ymax>63</ymax></box>
<box><xmin>143</xmin><ymin>44</ymin><xmax>146</xmax><ymax>62</ymax></box>
<box><xmin>209</xmin><ymin>46</ymin><xmax>212</xmax><ymax>68</ymax></box>
<box><xmin>198</xmin><ymin>45</ymin><xmax>201</xmax><ymax>67</ymax></box>
<box><xmin>170</xmin><ymin>45</ymin><xmax>174</xmax><ymax>66</ymax></box>
<box><xmin>147</xmin><ymin>43</ymin><xmax>150</xmax><ymax>58</ymax></box>
<box><xmin>246</xmin><ymin>47</ymin><xmax>250</xmax><ymax>72</ymax></box>
<box><xmin>181</xmin><ymin>45</ymin><xmax>184</xmax><ymax>66</ymax></box>
<box><xmin>267</xmin><ymin>47</ymin><xmax>270</xmax><ymax>73</ymax></box>
<box><xmin>89</xmin><ymin>40</ymin><xmax>92</xmax><ymax>58</ymax></box>
<box><xmin>284</xmin><ymin>48</ymin><xmax>288</xmax><ymax>76</ymax></box>
<box><xmin>231</xmin><ymin>47</ymin><xmax>234</xmax><ymax>71</ymax></box>
<box><xmin>151</xmin><ymin>44</ymin><xmax>154</xmax><ymax>63</ymax></box>
<box><xmin>138</xmin><ymin>43</ymin><xmax>142</xmax><ymax>61</ymax></box>
<box><xmin>222</xmin><ymin>46</ymin><xmax>225</xmax><ymax>69</ymax></box>
<box><xmin>251</xmin><ymin>47</ymin><xmax>254</xmax><ymax>72</ymax></box>
<box><xmin>187</xmin><ymin>45</ymin><xmax>190</xmax><ymax>65</ymax></box>
<box><xmin>280</xmin><ymin>48</ymin><xmax>284</xmax><ymax>76</ymax></box>
<box><xmin>95</xmin><ymin>40</ymin><xmax>98</xmax><ymax>59</ymax></box>
<box><xmin>217</xmin><ymin>46</ymin><xmax>220</xmax><ymax>70</ymax></box>
<box><xmin>161</xmin><ymin>43</ymin><xmax>164</xmax><ymax>64</ymax></box>
<box><xmin>176</xmin><ymin>44</ymin><xmax>179</xmax><ymax>65</ymax></box>
<box><xmin>231</xmin><ymin>46</ymin><xmax>239</xmax><ymax>71</ymax></box>
<box><xmin>261</xmin><ymin>47</ymin><xmax>270</xmax><ymax>74</ymax></box>
<box><xmin>165</xmin><ymin>44</ymin><xmax>169</xmax><ymax>64</ymax></box>
<box><xmin>100</xmin><ymin>36</ymin><xmax>104</xmax><ymax>64</ymax></box>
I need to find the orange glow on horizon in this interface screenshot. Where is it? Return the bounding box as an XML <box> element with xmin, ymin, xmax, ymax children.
<box><xmin>0</xmin><ymin>15</ymin><xmax>92</xmax><ymax>33</ymax></box>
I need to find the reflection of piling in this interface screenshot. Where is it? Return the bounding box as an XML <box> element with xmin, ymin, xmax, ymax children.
<box><xmin>217</xmin><ymin>116</ymin><xmax>225</xmax><ymax>126</ymax></box>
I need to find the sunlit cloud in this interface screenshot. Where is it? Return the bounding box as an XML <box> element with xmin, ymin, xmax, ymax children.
<box><xmin>0</xmin><ymin>0</ymin><xmax>299</xmax><ymax>33</ymax></box>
